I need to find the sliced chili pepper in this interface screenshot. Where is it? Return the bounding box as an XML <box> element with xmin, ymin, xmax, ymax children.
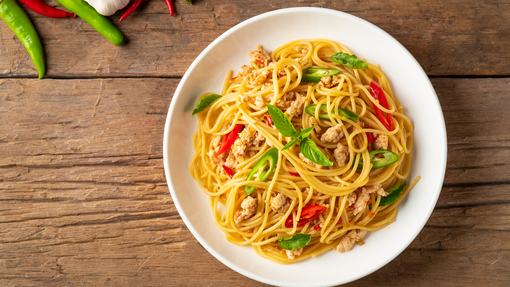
<box><xmin>264</xmin><ymin>115</ymin><xmax>273</xmax><ymax>126</ymax></box>
<box><xmin>313</xmin><ymin>222</ymin><xmax>322</xmax><ymax>231</ymax></box>
<box><xmin>348</xmin><ymin>206</ymin><xmax>355</xmax><ymax>212</ymax></box>
<box><xmin>56</xmin><ymin>0</ymin><xmax>124</xmax><ymax>46</ymax></box>
<box><xmin>301</xmin><ymin>67</ymin><xmax>340</xmax><ymax>82</ymax></box>
<box><xmin>164</xmin><ymin>0</ymin><xmax>174</xmax><ymax>16</ymax></box>
<box><xmin>304</xmin><ymin>104</ymin><xmax>359</xmax><ymax>122</ymax></box>
<box><xmin>369</xmin><ymin>81</ymin><xmax>394</xmax><ymax>131</ymax></box>
<box><xmin>285</xmin><ymin>202</ymin><xmax>327</xmax><ymax>227</ymax></box>
<box><xmin>19</xmin><ymin>0</ymin><xmax>76</xmax><ymax>18</ymax></box>
<box><xmin>357</xmin><ymin>149</ymin><xmax>400</xmax><ymax>169</ymax></box>
<box><xmin>119</xmin><ymin>0</ymin><xmax>142</xmax><ymax>22</ymax></box>
<box><xmin>369</xmin><ymin>212</ymin><xmax>375</xmax><ymax>218</ymax></box>
<box><xmin>336</xmin><ymin>218</ymin><xmax>342</xmax><ymax>225</ymax></box>
<box><xmin>288</xmin><ymin>171</ymin><xmax>300</xmax><ymax>177</ymax></box>
<box><xmin>215</xmin><ymin>124</ymin><xmax>243</xmax><ymax>157</ymax></box>
<box><xmin>366</xmin><ymin>130</ymin><xmax>374</xmax><ymax>145</ymax></box>
<box><xmin>0</xmin><ymin>0</ymin><xmax>45</xmax><ymax>79</ymax></box>
<box><xmin>222</xmin><ymin>165</ymin><xmax>234</xmax><ymax>179</ymax></box>
<box><xmin>244</xmin><ymin>148</ymin><xmax>278</xmax><ymax>195</ymax></box>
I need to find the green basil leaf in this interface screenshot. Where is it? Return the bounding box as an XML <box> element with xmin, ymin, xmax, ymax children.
<box><xmin>330</xmin><ymin>52</ymin><xmax>368</xmax><ymax>70</ymax></box>
<box><xmin>278</xmin><ymin>233</ymin><xmax>311</xmax><ymax>250</ymax></box>
<box><xmin>282</xmin><ymin>137</ymin><xmax>300</xmax><ymax>151</ymax></box>
<box><xmin>379</xmin><ymin>181</ymin><xmax>407</xmax><ymax>207</ymax></box>
<box><xmin>266</xmin><ymin>104</ymin><xmax>299</xmax><ymax>137</ymax></box>
<box><xmin>192</xmin><ymin>94</ymin><xmax>221</xmax><ymax>116</ymax></box>
<box><xmin>299</xmin><ymin>138</ymin><xmax>334</xmax><ymax>167</ymax></box>
<box><xmin>182</xmin><ymin>0</ymin><xmax>192</xmax><ymax>4</ymax></box>
<box><xmin>300</xmin><ymin>126</ymin><xmax>314</xmax><ymax>138</ymax></box>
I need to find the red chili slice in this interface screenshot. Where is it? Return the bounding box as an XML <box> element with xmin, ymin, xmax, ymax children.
<box><xmin>222</xmin><ymin>165</ymin><xmax>234</xmax><ymax>179</ymax></box>
<box><xmin>288</xmin><ymin>171</ymin><xmax>300</xmax><ymax>177</ymax></box>
<box><xmin>285</xmin><ymin>203</ymin><xmax>327</xmax><ymax>227</ymax></box>
<box><xmin>264</xmin><ymin>115</ymin><xmax>273</xmax><ymax>126</ymax></box>
<box><xmin>215</xmin><ymin>124</ymin><xmax>244</xmax><ymax>157</ymax></box>
<box><xmin>369</xmin><ymin>81</ymin><xmax>394</xmax><ymax>131</ymax></box>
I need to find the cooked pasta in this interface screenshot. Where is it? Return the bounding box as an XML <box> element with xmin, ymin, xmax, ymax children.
<box><xmin>189</xmin><ymin>39</ymin><xmax>420</xmax><ymax>264</ymax></box>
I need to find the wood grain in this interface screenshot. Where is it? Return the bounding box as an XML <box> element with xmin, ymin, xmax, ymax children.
<box><xmin>1</xmin><ymin>76</ymin><xmax>509</xmax><ymax>286</ymax></box>
<box><xmin>1</xmin><ymin>0</ymin><xmax>509</xmax><ymax>78</ymax></box>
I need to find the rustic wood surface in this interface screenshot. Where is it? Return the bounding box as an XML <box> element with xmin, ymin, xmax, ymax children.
<box><xmin>0</xmin><ymin>0</ymin><xmax>509</xmax><ymax>286</ymax></box>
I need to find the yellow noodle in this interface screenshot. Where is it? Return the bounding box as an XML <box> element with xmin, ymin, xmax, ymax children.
<box><xmin>189</xmin><ymin>39</ymin><xmax>420</xmax><ymax>264</ymax></box>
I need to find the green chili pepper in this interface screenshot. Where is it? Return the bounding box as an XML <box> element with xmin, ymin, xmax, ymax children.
<box><xmin>55</xmin><ymin>0</ymin><xmax>124</xmax><ymax>46</ymax></box>
<box><xmin>357</xmin><ymin>149</ymin><xmax>399</xmax><ymax>169</ymax></box>
<box><xmin>0</xmin><ymin>0</ymin><xmax>45</xmax><ymax>79</ymax></box>
<box><xmin>244</xmin><ymin>148</ymin><xmax>279</xmax><ymax>195</ymax></box>
<box><xmin>301</xmin><ymin>67</ymin><xmax>340</xmax><ymax>82</ymax></box>
<box><xmin>305</xmin><ymin>104</ymin><xmax>359</xmax><ymax>122</ymax></box>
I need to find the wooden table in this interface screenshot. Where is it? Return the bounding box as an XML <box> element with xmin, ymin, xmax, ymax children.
<box><xmin>1</xmin><ymin>0</ymin><xmax>509</xmax><ymax>286</ymax></box>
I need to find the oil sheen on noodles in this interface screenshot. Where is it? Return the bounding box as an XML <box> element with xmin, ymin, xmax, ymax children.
<box><xmin>189</xmin><ymin>39</ymin><xmax>420</xmax><ymax>264</ymax></box>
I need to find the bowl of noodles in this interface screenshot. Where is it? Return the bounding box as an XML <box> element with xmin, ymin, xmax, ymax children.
<box><xmin>163</xmin><ymin>7</ymin><xmax>446</xmax><ymax>287</ymax></box>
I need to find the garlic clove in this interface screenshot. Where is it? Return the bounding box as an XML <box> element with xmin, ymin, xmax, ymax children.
<box><xmin>85</xmin><ymin>0</ymin><xmax>130</xmax><ymax>16</ymax></box>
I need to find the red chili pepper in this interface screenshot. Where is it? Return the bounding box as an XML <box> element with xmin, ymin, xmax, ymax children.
<box><xmin>369</xmin><ymin>81</ymin><xmax>394</xmax><ymax>131</ymax></box>
<box><xmin>231</xmin><ymin>76</ymin><xmax>238</xmax><ymax>81</ymax></box>
<box><xmin>313</xmin><ymin>222</ymin><xmax>322</xmax><ymax>231</ymax></box>
<box><xmin>215</xmin><ymin>124</ymin><xmax>243</xmax><ymax>157</ymax></box>
<box><xmin>255</xmin><ymin>59</ymin><xmax>264</xmax><ymax>66</ymax></box>
<box><xmin>288</xmin><ymin>171</ymin><xmax>300</xmax><ymax>177</ymax></box>
<box><xmin>366</xmin><ymin>130</ymin><xmax>374</xmax><ymax>145</ymax></box>
<box><xmin>119</xmin><ymin>0</ymin><xmax>142</xmax><ymax>22</ymax></box>
<box><xmin>19</xmin><ymin>0</ymin><xmax>76</xmax><ymax>18</ymax></box>
<box><xmin>222</xmin><ymin>165</ymin><xmax>234</xmax><ymax>179</ymax></box>
<box><xmin>164</xmin><ymin>0</ymin><xmax>175</xmax><ymax>16</ymax></box>
<box><xmin>285</xmin><ymin>202</ymin><xmax>327</xmax><ymax>227</ymax></box>
<box><xmin>264</xmin><ymin>115</ymin><xmax>273</xmax><ymax>126</ymax></box>
<box><xmin>348</xmin><ymin>206</ymin><xmax>355</xmax><ymax>212</ymax></box>
<box><xmin>369</xmin><ymin>212</ymin><xmax>375</xmax><ymax>218</ymax></box>
<box><xmin>336</xmin><ymin>218</ymin><xmax>342</xmax><ymax>225</ymax></box>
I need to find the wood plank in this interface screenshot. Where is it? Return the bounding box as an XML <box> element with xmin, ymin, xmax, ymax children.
<box><xmin>1</xmin><ymin>77</ymin><xmax>510</xmax><ymax>285</ymax></box>
<box><xmin>1</xmin><ymin>0</ymin><xmax>509</xmax><ymax>78</ymax></box>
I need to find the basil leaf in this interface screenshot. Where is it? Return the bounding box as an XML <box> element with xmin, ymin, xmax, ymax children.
<box><xmin>300</xmin><ymin>126</ymin><xmax>314</xmax><ymax>138</ymax></box>
<box><xmin>266</xmin><ymin>104</ymin><xmax>299</xmax><ymax>137</ymax></box>
<box><xmin>192</xmin><ymin>94</ymin><xmax>221</xmax><ymax>116</ymax></box>
<box><xmin>299</xmin><ymin>138</ymin><xmax>333</xmax><ymax>167</ymax></box>
<box><xmin>282</xmin><ymin>137</ymin><xmax>300</xmax><ymax>151</ymax></box>
<box><xmin>379</xmin><ymin>181</ymin><xmax>407</xmax><ymax>206</ymax></box>
<box><xmin>330</xmin><ymin>52</ymin><xmax>368</xmax><ymax>70</ymax></box>
<box><xmin>278</xmin><ymin>234</ymin><xmax>311</xmax><ymax>250</ymax></box>
<box><xmin>182</xmin><ymin>0</ymin><xmax>192</xmax><ymax>3</ymax></box>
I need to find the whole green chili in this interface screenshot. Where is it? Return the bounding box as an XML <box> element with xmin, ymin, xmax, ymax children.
<box><xmin>55</xmin><ymin>0</ymin><xmax>124</xmax><ymax>46</ymax></box>
<box><xmin>0</xmin><ymin>0</ymin><xmax>45</xmax><ymax>79</ymax></box>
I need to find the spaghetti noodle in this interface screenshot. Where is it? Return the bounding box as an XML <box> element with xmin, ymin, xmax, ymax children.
<box><xmin>190</xmin><ymin>39</ymin><xmax>419</xmax><ymax>264</ymax></box>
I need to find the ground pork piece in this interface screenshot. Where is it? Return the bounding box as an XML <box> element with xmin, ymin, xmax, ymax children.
<box><xmin>224</xmin><ymin>150</ymin><xmax>237</xmax><ymax>171</ymax></box>
<box><xmin>271</xmin><ymin>193</ymin><xmax>290</xmax><ymax>213</ymax></box>
<box><xmin>320</xmin><ymin>124</ymin><xmax>344</xmax><ymax>143</ymax></box>
<box><xmin>294</xmin><ymin>45</ymin><xmax>309</xmax><ymax>54</ymax></box>
<box><xmin>320</xmin><ymin>75</ymin><xmax>341</xmax><ymax>88</ymax></box>
<box><xmin>249</xmin><ymin>45</ymin><xmax>272</xmax><ymax>67</ymax></box>
<box><xmin>347</xmin><ymin>192</ymin><xmax>357</xmax><ymax>206</ymax></box>
<box><xmin>220</xmin><ymin>121</ymin><xmax>232</xmax><ymax>132</ymax></box>
<box><xmin>232</xmin><ymin>126</ymin><xmax>265</xmax><ymax>158</ymax></box>
<box><xmin>334</xmin><ymin>143</ymin><xmax>349</xmax><ymax>167</ymax></box>
<box><xmin>275</xmin><ymin>91</ymin><xmax>303</xmax><ymax>111</ymax></box>
<box><xmin>299</xmin><ymin>153</ymin><xmax>324</xmax><ymax>169</ymax></box>
<box><xmin>373</xmin><ymin>134</ymin><xmax>389</xmax><ymax>150</ymax></box>
<box><xmin>212</xmin><ymin>135</ymin><xmax>222</xmax><ymax>148</ymax></box>
<box><xmin>336</xmin><ymin>229</ymin><xmax>367</xmax><ymax>253</ymax></box>
<box><xmin>353</xmin><ymin>184</ymin><xmax>387</xmax><ymax>215</ymax></box>
<box><xmin>285</xmin><ymin>94</ymin><xmax>305</xmax><ymax>119</ymax></box>
<box><xmin>286</xmin><ymin>247</ymin><xmax>303</xmax><ymax>260</ymax></box>
<box><xmin>353</xmin><ymin>189</ymin><xmax>370</xmax><ymax>215</ymax></box>
<box><xmin>236</xmin><ymin>65</ymin><xmax>255</xmax><ymax>78</ymax></box>
<box><xmin>234</xmin><ymin>196</ymin><xmax>258</xmax><ymax>224</ymax></box>
<box><xmin>309</xmin><ymin>117</ymin><xmax>322</xmax><ymax>134</ymax></box>
<box><xmin>365</xmin><ymin>183</ymin><xmax>388</xmax><ymax>196</ymax></box>
<box><xmin>209</xmin><ymin>149</ymin><xmax>225</xmax><ymax>166</ymax></box>
<box><xmin>260</xmin><ymin>82</ymin><xmax>272</xmax><ymax>90</ymax></box>
<box><xmin>247</xmin><ymin>69</ymin><xmax>270</xmax><ymax>86</ymax></box>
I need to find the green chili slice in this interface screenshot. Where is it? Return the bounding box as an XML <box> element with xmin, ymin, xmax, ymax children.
<box><xmin>357</xmin><ymin>150</ymin><xmax>399</xmax><ymax>169</ymax></box>
<box><xmin>244</xmin><ymin>148</ymin><xmax>279</xmax><ymax>195</ymax></box>
<box><xmin>301</xmin><ymin>68</ymin><xmax>340</xmax><ymax>82</ymax></box>
<box><xmin>305</xmin><ymin>104</ymin><xmax>359</xmax><ymax>122</ymax></box>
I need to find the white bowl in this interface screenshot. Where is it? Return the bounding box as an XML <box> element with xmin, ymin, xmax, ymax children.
<box><xmin>163</xmin><ymin>7</ymin><xmax>447</xmax><ymax>287</ymax></box>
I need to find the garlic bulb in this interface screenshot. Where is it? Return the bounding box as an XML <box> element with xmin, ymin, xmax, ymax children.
<box><xmin>85</xmin><ymin>0</ymin><xmax>130</xmax><ymax>16</ymax></box>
